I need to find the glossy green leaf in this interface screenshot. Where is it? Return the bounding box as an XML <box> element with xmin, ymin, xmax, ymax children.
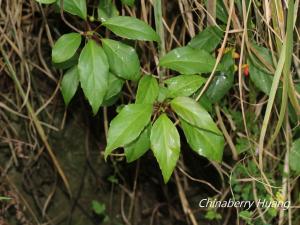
<box><xmin>290</xmin><ymin>139</ymin><xmax>300</xmax><ymax>173</ymax></box>
<box><xmin>53</xmin><ymin>53</ymin><xmax>79</xmax><ymax>69</ymax></box>
<box><xmin>102</xmin><ymin>39</ymin><xmax>140</xmax><ymax>81</ymax></box>
<box><xmin>164</xmin><ymin>75</ymin><xmax>206</xmax><ymax>98</ymax></box>
<box><xmin>125</xmin><ymin>125</ymin><xmax>151</xmax><ymax>163</ymax></box>
<box><xmin>198</xmin><ymin>94</ymin><xmax>212</xmax><ymax>113</ymax></box>
<box><xmin>102</xmin><ymin>94</ymin><xmax>121</xmax><ymax>107</ymax></box>
<box><xmin>136</xmin><ymin>76</ymin><xmax>159</xmax><ymax>104</ymax></box>
<box><xmin>248</xmin><ymin>43</ymin><xmax>274</xmax><ymax>95</ymax></box>
<box><xmin>78</xmin><ymin>40</ymin><xmax>109</xmax><ymax>115</ymax></box>
<box><xmin>248</xmin><ymin>59</ymin><xmax>273</xmax><ymax>95</ymax></box>
<box><xmin>61</xmin><ymin>66</ymin><xmax>79</xmax><ymax>105</ymax></box>
<box><xmin>104</xmin><ymin>72</ymin><xmax>124</xmax><ymax>101</ymax></box>
<box><xmin>121</xmin><ymin>0</ymin><xmax>135</xmax><ymax>6</ymax></box>
<box><xmin>188</xmin><ymin>26</ymin><xmax>223</xmax><ymax>52</ymax></box>
<box><xmin>58</xmin><ymin>0</ymin><xmax>87</xmax><ymax>20</ymax></box>
<box><xmin>159</xmin><ymin>46</ymin><xmax>219</xmax><ymax>74</ymax></box>
<box><xmin>97</xmin><ymin>0</ymin><xmax>119</xmax><ymax>22</ymax></box>
<box><xmin>105</xmin><ymin>104</ymin><xmax>153</xmax><ymax>158</ymax></box>
<box><xmin>205</xmin><ymin>51</ymin><xmax>235</xmax><ymax>103</ymax></box>
<box><xmin>250</xmin><ymin>43</ymin><xmax>274</xmax><ymax>72</ymax></box>
<box><xmin>205</xmin><ymin>72</ymin><xmax>234</xmax><ymax>103</ymax></box>
<box><xmin>150</xmin><ymin>114</ymin><xmax>180</xmax><ymax>183</ymax></box>
<box><xmin>181</xmin><ymin>119</ymin><xmax>224</xmax><ymax>162</ymax></box>
<box><xmin>102</xmin><ymin>16</ymin><xmax>159</xmax><ymax>42</ymax></box>
<box><xmin>35</xmin><ymin>0</ymin><xmax>56</xmax><ymax>4</ymax></box>
<box><xmin>52</xmin><ymin>33</ymin><xmax>81</xmax><ymax>63</ymax></box>
<box><xmin>171</xmin><ymin>96</ymin><xmax>221</xmax><ymax>135</ymax></box>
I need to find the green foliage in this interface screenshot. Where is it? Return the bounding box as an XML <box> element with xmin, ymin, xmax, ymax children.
<box><xmin>121</xmin><ymin>0</ymin><xmax>135</xmax><ymax>6</ymax></box>
<box><xmin>125</xmin><ymin>125</ymin><xmax>151</xmax><ymax>163</ymax></box>
<box><xmin>164</xmin><ymin>75</ymin><xmax>206</xmax><ymax>98</ymax></box>
<box><xmin>239</xmin><ymin>211</ymin><xmax>253</xmax><ymax>225</ymax></box>
<box><xmin>102</xmin><ymin>39</ymin><xmax>141</xmax><ymax>81</ymax></box>
<box><xmin>231</xmin><ymin>161</ymin><xmax>279</xmax><ymax>224</ymax></box>
<box><xmin>98</xmin><ymin>0</ymin><xmax>119</xmax><ymax>22</ymax></box>
<box><xmin>180</xmin><ymin>119</ymin><xmax>224</xmax><ymax>162</ymax></box>
<box><xmin>36</xmin><ymin>0</ymin><xmax>56</xmax><ymax>4</ymax></box>
<box><xmin>60</xmin><ymin>66</ymin><xmax>79</xmax><ymax>105</ymax></box>
<box><xmin>159</xmin><ymin>46</ymin><xmax>220</xmax><ymax>74</ymax></box>
<box><xmin>188</xmin><ymin>26</ymin><xmax>223</xmax><ymax>52</ymax></box>
<box><xmin>290</xmin><ymin>139</ymin><xmax>300</xmax><ymax>173</ymax></box>
<box><xmin>171</xmin><ymin>97</ymin><xmax>222</xmax><ymax>135</ymax></box>
<box><xmin>52</xmin><ymin>33</ymin><xmax>81</xmax><ymax>63</ymax></box>
<box><xmin>150</xmin><ymin>114</ymin><xmax>180</xmax><ymax>183</ymax></box>
<box><xmin>205</xmin><ymin>210</ymin><xmax>222</xmax><ymax>220</ymax></box>
<box><xmin>135</xmin><ymin>76</ymin><xmax>159</xmax><ymax>104</ymax></box>
<box><xmin>103</xmin><ymin>72</ymin><xmax>124</xmax><ymax>103</ymax></box>
<box><xmin>104</xmin><ymin>104</ymin><xmax>153</xmax><ymax>158</ymax></box>
<box><xmin>102</xmin><ymin>16</ymin><xmax>160</xmax><ymax>41</ymax></box>
<box><xmin>248</xmin><ymin>43</ymin><xmax>274</xmax><ymax>95</ymax></box>
<box><xmin>57</xmin><ymin>0</ymin><xmax>87</xmax><ymax>20</ymax></box>
<box><xmin>205</xmin><ymin>51</ymin><xmax>235</xmax><ymax>103</ymax></box>
<box><xmin>78</xmin><ymin>40</ymin><xmax>109</xmax><ymax>114</ymax></box>
<box><xmin>92</xmin><ymin>200</ymin><xmax>106</xmax><ymax>215</ymax></box>
<box><xmin>35</xmin><ymin>0</ymin><xmax>225</xmax><ymax>183</ymax></box>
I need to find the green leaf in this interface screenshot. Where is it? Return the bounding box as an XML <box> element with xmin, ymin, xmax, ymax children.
<box><xmin>248</xmin><ymin>43</ymin><xmax>274</xmax><ymax>95</ymax></box>
<box><xmin>102</xmin><ymin>39</ymin><xmax>140</xmax><ymax>81</ymax></box>
<box><xmin>236</xmin><ymin>137</ymin><xmax>251</xmax><ymax>154</ymax></box>
<box><xmin>198</xmin><ymin>94</ymin><xmax>212</xmax><ymax>113</ymax></box>
<box><xmin>164</xmin><ymin>75</ymin><xmax>206</xmax><ymax>98</ymax></box>
<box><xmin>35</xmin><ymin>0</ymin><xmax>56</xmax><ymax>4</ymax></box>
<box><xmin>188</xmin><ymin>26</ymin><xmax>223</xmax><ymax>52</ymax></box>
<box><xmin>205</xmin><ymin>51</ymin><xmax>235</xmax><ymax>103</ymax></box>
<box><xmin>125</xmin><ymin>125</ymin><xmax>151</xmax><ymax>163</ymax></box>
<box><xmin>92</xmin><ymin>200</ymin><xmax>106</xmax><ymax>215</ymax></box>
<box><xmin>204</xmin><ymin>0</ymin><xmax>228</xmax><ymax>23</ymax></box>
<box><xmin>52</xmin><ymin>33</ymin><xmax>81</xmax><ymax>63</ymax></box>
<box><xmin>290</xmin><ymin>139</ymin><xmax>300</xmax><ymax>173</ymax></box>
<box><xmin>215</xmin><ymin>0</ymin><xmax>228</xmax><ymax>23</ymax></box>
<box><xmin>97</xmin><ymin>0</ymin><xmax>119</xmax><ymax>22</ymax></box>
<box><xmin>53</xmin><ymin>53</ymin><xmax>79</xmax><ymax>69</ymax></box>
<box><xmin>102</xmin><ymin>16</ymin><xmax>159</xmax><ymax>42</ymax></box>
<box><xmin>248</xmin><ymin>59</ymin><xmax>273</xmax><ymax>95</ymax></box>
<box><xmin>121</xmin><ymin>0</ymin><xmax>135</xmax><ymax>6</ymax></box>
<box><xmin>159</xmin><ymin>46</ymin><xmax>219</xmax><ymax>74</ymax></box>
<box><xmin>239</xmin><ymin>211</ymin><xmax>253</xmax><ymax>221</ymax></box>
<box><xmin>250</xmin><ymin>43</ymin><xmax>274</xmax><ymax>71</ymax></box>
<box><xmin>150</xmin><ymin>114</ymin><xmax>180</xmax><ymax>183</ymax></box>
<box><xmin>58</xmin><ymin>0</ymin><xmax>87</xmax><ymax>20</ymax></box>
<box><xmin>61</xmin><ymin>66</ymin><xmax>79</xmax><ymax>105</ymax></box>
<box><xmin>78</xmin><ymin>40</ymin><xmax>109</xmax><ymax>115</ymax></box>
<box><xmin>136</xmin><ymin>76</ymin><xmax>159</xmax><ymax>104</ymax></box>
<box><xmin>104</xmin><ymin>72</ymin><xmax>124</xmax><ymax>101</ymax></box>
<box><xmin>171</xmin><ymin>96</ymin><xmax>221</xmax><ymax>135</ymax></box>
<box><xmin>105</xmin><ymin>104</ymin><xmax>153</xmax><ymax>158</ymax></box>
<box><xmin>181</xmin><ymin>119</ymin><xmax>224</xmax><ymax>162</ymax></box>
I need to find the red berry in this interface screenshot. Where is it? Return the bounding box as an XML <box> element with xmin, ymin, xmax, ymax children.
<box><xmin>243</xmin><ymin>65</ymin><xmax>249</xmax><ymax>77</ymax></box>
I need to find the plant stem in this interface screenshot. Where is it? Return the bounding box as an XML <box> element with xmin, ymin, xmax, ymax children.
<box><xmin>153</xmin><ymin>0</ymin><xmax>165</xmax><ymax>83</ymax></box>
